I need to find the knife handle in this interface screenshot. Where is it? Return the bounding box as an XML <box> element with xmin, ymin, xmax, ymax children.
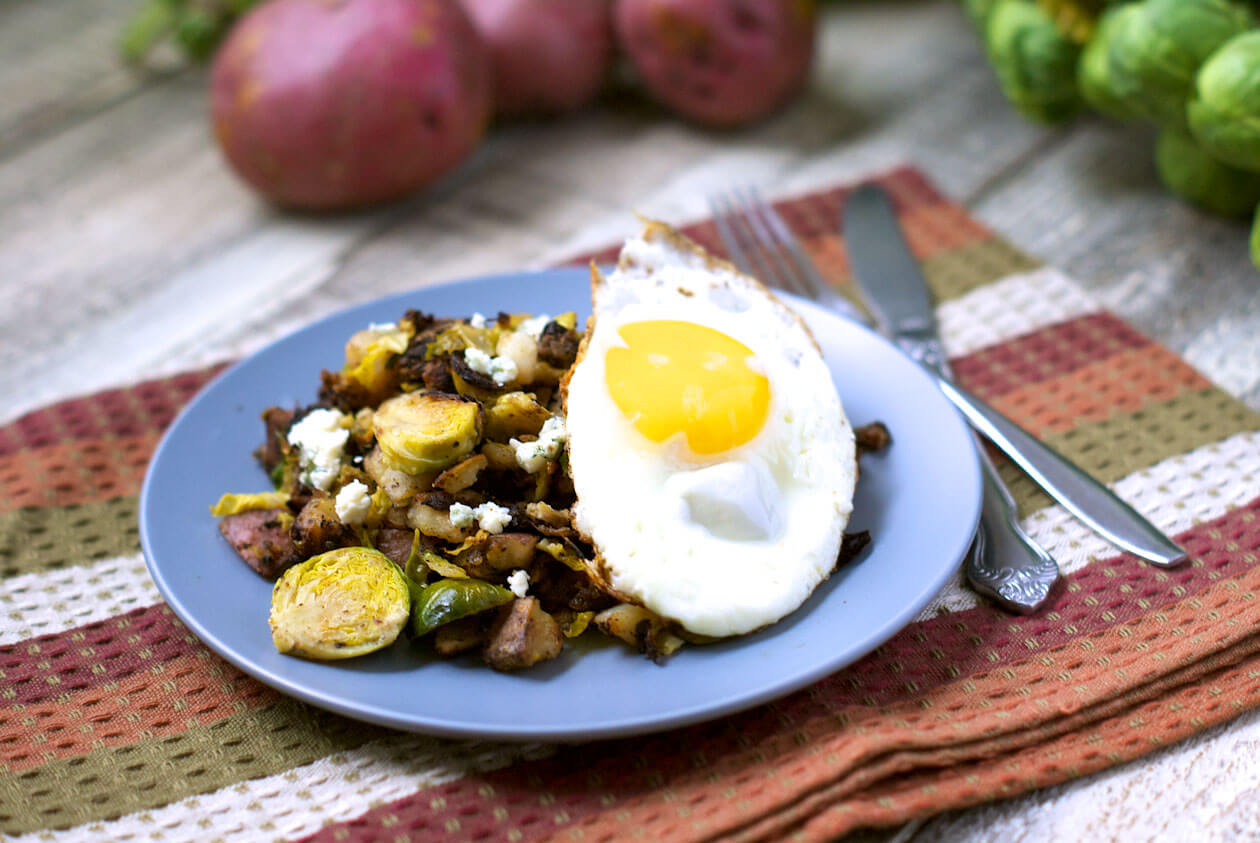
<box><xmin>936</xmin><ymin>379</ymin><xmax>1189</xmax><ymax>568</ymax></box>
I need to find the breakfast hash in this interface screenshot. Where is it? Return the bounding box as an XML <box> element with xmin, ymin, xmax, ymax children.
<box><xmin>212</xmin><ymin>221</ymin><xmax>887</xmax><ymax>672</ymax></box>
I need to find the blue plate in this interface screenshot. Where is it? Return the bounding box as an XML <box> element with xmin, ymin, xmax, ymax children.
<box><xmin>140</xmin><ymin>267</ymin><xmax>981</xmax><ymax>741</ymax></box>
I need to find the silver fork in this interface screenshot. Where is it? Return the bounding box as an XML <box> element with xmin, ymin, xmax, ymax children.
<box><xmin>709</xmin><ymin>187</ymin><xmax>1061</xmax><ymax>614</ymax></box>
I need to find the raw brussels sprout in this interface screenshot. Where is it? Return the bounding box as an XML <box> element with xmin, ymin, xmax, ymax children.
<box><xmin>1103</xmin><ymin>0</ymin><xmax>1254</xmax><ymax>131</ymax></box>
<box><xmin>1155</xmin><ymin>130</ymin><xmax>1260</xmax><ymax>218</ymax></box>
<box><xmin>985</xmin><ymin>1</ymin><xmax>1083</xmax><ymax>124</ymax></box>
<box><xmin>1078</xmin><ymin>6</ymin><xmax>1148</xmax><ymax>120</ymax></box>
<box><xmin>1252</xmin><ymin>205</ymin><xmax>1260</xmax><ymax>270</ymax></box>
<box><xmin>964</xmin><ymin>0</ymin><xmax>1000</xmax><ymax>30</ymax></box>
<box><xmin>372</xmin><ymin>391</ymin><xmax>484</xmax><ymax>474</ymax></box>
<box><xmin>410</xmin><ymin>578</ymin><xmax>515</xmax><ymax>637</ymax></box>
<box><xmin>269</xmin><ymin>547</ymin><xmax>411</xmax><ymax>659</ymax></box>
<box><xmin>1188</xmin><ymin>31</ymin><xmax>1260</xmax><ymax>172</ymax></box>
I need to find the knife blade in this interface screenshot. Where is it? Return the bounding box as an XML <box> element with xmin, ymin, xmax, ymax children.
<box><xmin>843</xmin><ymin>183</ymin><xmax>1187</xmax><ymax>569</ymax></box>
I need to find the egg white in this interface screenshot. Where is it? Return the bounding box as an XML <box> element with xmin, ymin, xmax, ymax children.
<box><xmin>563</xmin><ymin>221</ymin><xmax>857</xmax><ymax>638</ymax></box>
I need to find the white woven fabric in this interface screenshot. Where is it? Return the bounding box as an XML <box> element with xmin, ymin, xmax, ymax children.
<box><xmin>0</xmin><ymin>553</ymin><xmax>157</xmax><ymax>645</ymax></box>
<box><xmin>938</xmin><ymin>266</ymin><xmax>1098</xmax><ymax>357</ymax></box>
<box><xmin>8</xmin><ymin>735</ymin><xmax>555</xmax><ymax>843</ymax></box>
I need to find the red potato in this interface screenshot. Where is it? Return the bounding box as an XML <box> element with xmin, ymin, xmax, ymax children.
<box><xmin>615</xmin><ymin>0</ymin><xmax>816</xmax><ymax>128</ymax></box>
<box><xmin>461</xmin><ymin>0</ymin><xmax>614</xmax><ymax>117</ymax></box>
<box><xmin>211</xmin><ymin>0</ymin><xmax>492</xmax><ymax>210</ymax></box>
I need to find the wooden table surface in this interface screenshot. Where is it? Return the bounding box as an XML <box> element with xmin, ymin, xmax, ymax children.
<box><xmin>5</xmin><ymin>1</ymin><xmax>1259</xmax><ymax>839</ymax></box>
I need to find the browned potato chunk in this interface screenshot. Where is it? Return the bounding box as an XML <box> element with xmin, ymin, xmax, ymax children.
<box><xmin>483</xmin><ymin>533</ymin><xmax>539</xmax><ymax>571</ymax></box>
<box><xmin>433</xmin><ymin>616</ymin><xmax>489</xmax><ymax>656</ymax></box>
<box><xmin>594</xmin><ymin>603</ymin><xmax>685</xmax><ymax>662</ymax></box>
<box><xmin>292</xmin><ymin>497</ymin><xmax>353</xmax><ymax>557</ymax></box>
<box><xmin>433</xmin><ymin>453</ymin><xmax>488</xmax><ymax>494</ymax></box>
<box><xmin>406</xmin><ymin>502</ymin><xmax>466</xmax><ymax>543</ymax></box>
<box><xmin>483</xmin><ymin>392</ymin><xmax>551</xmax><ymax>442</ymax></box>
<box><xmin>373</xmin><ymin>391</ymin><xmax>483</xmax><ymax>474</ymax></box>
<box><xmin>483</xmin><ymin>597</ymin><xmax>563</xmax><ymax>671</ymax></box>
<box><xmin>481</xmin><ymin>441</ymin><xmax>517</xmax><ymax>470</ymax></box>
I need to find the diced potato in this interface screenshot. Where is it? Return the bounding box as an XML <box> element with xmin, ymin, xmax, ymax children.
<box><xmin>482</xmin><ymin>597</ymin><xmax>563</xmax><ymax>671</ymax></box>
<box><xmin>433</xmin><ymin>453</ymin><xmax>488</xmax><ymax>494</ymax></box>
<box><xmin>292</xmin><ymin>497</ymin><xmax>353</xmax><ymax>557</ymax></box>
<box><xmin>594</xmin><ymin>603</ymin><xmax>685</xmax><ymax>662</ymax></box>
<box><xmin>433</xmin><ymin>616</ymin><xmax>489</xmax><ymax>656</ymax></box>
<box><xmin>481</xmin><ymin>441</ymin><xmax>517</xmax><ymax>470</ymax></box>
<box><xmin>373</xmin><ymin>391</ymin><xmax>483</xmax><ymax>474</ymax></box>
<box><xmin>483</xmin><ymin>391</ymin><xmax>551</xmax><ymax>442</ymax></box>
<box><xmin>406</xmin><ymin>502</ymin><xmax>467</xmax><ymax>543</ymax></box>
<box><xmin>483</xmin><ymin>533</ymin><xmax>539</xmax><ymax>571</ymax></box>
<box><xmin>495</xmin><ymin>331</ymin><xmax>538</xmax><ymax>386</ymax></box>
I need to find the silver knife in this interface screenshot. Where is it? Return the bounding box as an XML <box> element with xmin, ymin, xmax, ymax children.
<box><xmin>844</xmin><ymin>184</ymin><xmax>1188</xmax><ymax>573</ymax></box>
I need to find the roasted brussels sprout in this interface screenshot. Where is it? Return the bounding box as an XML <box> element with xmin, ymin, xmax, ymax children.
<box><xmin>410</xmin><ymin>578</ymin><xmax>515</xmax><ymax>637</ymax></box>
<box><xmin>1101</xmin><ymin>0</ymin><xmax>1254</xmax><ymax>131</ymax></box>
<box><xmin>1078</xmin><ymin>6</ymin><xmax>1148</xmax><ymax>120</ymax></box>
<box><xmin>1155</xmin><ymin>130</ymin><xmax>1260</xmax><ymax>218</ymax></box>
<box><xmin>373</xmin><ymin>391</ymin><xmax>483</xmax><ymax>474</ymax></box>
<box><xmin>985</xmin><ymin>1</ymin><xmax>1083</xmax><ymax>124</ymax></box>
<box><xmin>1188</xmin><ymin>31</ymin><xmax>1260</xmax><ymax>172</ymax></box>
<box><xmin>269</xmin><ymin>547</ymin><xmax>411</xmax><ymax>659</ymax></box>
<box><xmin>342</xmin><ymin>323</ymin><xmax>412</xmax><ymax>402</ymax></box>
<box><xmin>210</xmin><ymin>491</ymin><xmax>289</xmax><ymax>516</ymax></box>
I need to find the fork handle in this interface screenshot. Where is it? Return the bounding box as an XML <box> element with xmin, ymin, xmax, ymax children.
<box><xmin>965</xmin><ymin>445</ymin><xmax>1061</xmax><ymax>614</ymax></box>
<box><xmin>937</xmin><ymin>379</ymin><xmax>1188</xmax><ymax>568</ymax></box>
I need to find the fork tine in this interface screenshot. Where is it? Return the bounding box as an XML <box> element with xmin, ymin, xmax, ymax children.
<box><xmin>720</xmin><ymin>193</ymin><xmax>783</xmax><ymax>290</ymax></box>
<box><xmin>708</xmin><ymin>195</ymin><xmax>756</xmax><ymax>277</ymax></box>
<box><xmin>735</xmin><ymin>186</ymin><xmax>809</xmax><ymax>299</ymax></box>
<box><xmin>748</xmin><ymin>188</ymin><xmax>834</xmax><ymax>303</ymax></box>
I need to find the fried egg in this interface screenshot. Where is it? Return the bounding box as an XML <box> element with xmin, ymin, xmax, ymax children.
<box><xmin>563</xmin><ymin>220</ymin><xmax>857</xmax><ymax>638</ymax></box>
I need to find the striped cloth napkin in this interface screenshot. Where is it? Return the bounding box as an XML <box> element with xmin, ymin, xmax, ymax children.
<box><xmin>3</xmin><ymin>167</ymin><xmax>1260</xmax><ymax>841</ymax></box>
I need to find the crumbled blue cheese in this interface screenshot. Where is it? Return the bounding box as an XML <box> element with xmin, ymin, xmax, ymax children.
<box><xmin>287</xmin><ymin>408</ymin><xmax>349</xmax><ymax>491</ymax></box>
<box><xmin>473</xmin><ymin>502</ymin><xmax>512</xmax><ymax>534</ymax></box>
<box><xmin>469</xmin><ymin>312</ymin><xmax>487</xmax><ymax>329</ymax></box>
<box><xmin>463</xmin><ymin>347</ymin><xmax>518</xmax><ymax>386</ymax></box>
<box><xmin>511</xmin><ymin>416</ymin><xmax>568</xmax><ymax>474</ymax></box>
<box><xmin>517</xmin><ymin>314</ymin><xmax>552</xmax><ymax>339</ymax></box>
<box><xmin>507</xmin><ymin>569</ymin><xmax>530</xmax><ymax>598</ymax></box>
<box><xmin>449</xmin><ymin>501</ymin><xmax>513</xmax><ymax>534</ymax></box>
<box><xmin>334</xmin><ymin>480</ymin><xmax>372</xmax><ymax>525</ymax></box>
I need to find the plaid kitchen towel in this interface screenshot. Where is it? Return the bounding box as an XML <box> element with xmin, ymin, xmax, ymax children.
<box><xmin>3</xmin><ymin>166</ymin><xmax>1259</xmax><ymax>841</ymax></box>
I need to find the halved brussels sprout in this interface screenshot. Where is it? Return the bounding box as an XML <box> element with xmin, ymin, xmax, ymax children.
<box><xmin>410</xmin><ymin>578</ymin><xmax>515</xmax><ymax>637</ymax></box>
<box><xmin>985</xmin><ymin>0</ymin><xmax>1083</xmax><ymax>124</ymax></box>
<box><xmin>1155</xmin><ymin>130</ymin><xmax>1260</xmax><ymax>218</ymax></box>
<box><xmin>1103</xmin><ymin>0</ymin><xmax>1254</xmax><ymax>131</ymax></box>
<box><xmin>210</xmin><ymin>491</ymin><xmax>289</xmax><ymax>516</ymax></box>
<box><xmin>1188</xmin><ymin>31</ymin><xmax>1260</xmax><ymax>172</ymax></box>
<box><xmin>343</xmin><ymin>324</ymin><xmax>412</xmax><ymax>401</ymax></box>
<box><xmin>373</xmin><ymin>391</ymin><xmax>483</xmax><ymax>474</ymax></box>
<box><xmin>269</xmin><ymin>547</ymin><xmax>410</xmax><ymax>660</ymax></box>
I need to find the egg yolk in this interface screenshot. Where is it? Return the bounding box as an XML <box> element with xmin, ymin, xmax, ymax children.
<box><xmin>605</xmin><ymin>320</ymin><xmax>770</xmax><ymax>455</ymax></box>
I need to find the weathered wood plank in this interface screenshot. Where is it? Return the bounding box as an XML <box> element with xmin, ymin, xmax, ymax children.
<box><xmin>0</xmin><ymin>0</ymin><xmax>169</xmax><ymax>156</ymax></box>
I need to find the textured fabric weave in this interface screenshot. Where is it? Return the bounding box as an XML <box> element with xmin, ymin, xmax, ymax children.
<box><xmin>3</xmin><ymin>167</ymin><xmax>1259</xmax><ymax>841</ymax></box>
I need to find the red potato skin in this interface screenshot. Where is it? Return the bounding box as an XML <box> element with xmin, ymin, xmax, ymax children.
<box><xmin>615</xmin><ymin>0</ymin><xmax>815</xmax><ymax>128</ymax></box>
<box><xmin>461</xmin><ymin>0</ymin><xmax>614</xmax><ymax>117</ymax></box>
<box><xmin>211</xmin><ymin>0</ymin><xmax>492</xmax><ymax>210</ymax></box>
